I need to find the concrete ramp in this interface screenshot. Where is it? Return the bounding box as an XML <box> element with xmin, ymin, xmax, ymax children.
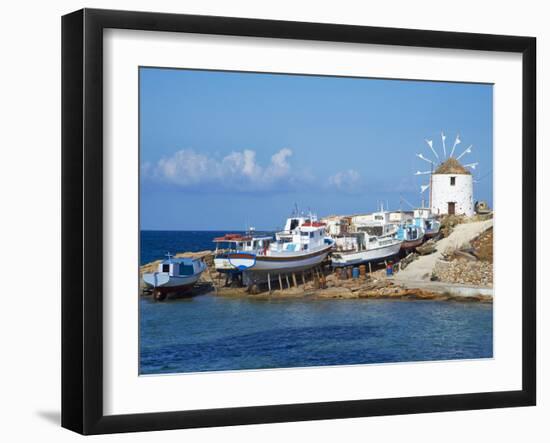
<box><xmin>395</xmin><ymin>219</ymin><xmax>493</xmax><ymax>282</ymax></box>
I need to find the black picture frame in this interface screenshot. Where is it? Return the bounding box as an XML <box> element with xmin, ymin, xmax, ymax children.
<box><xmin>62</xmin><ymin>8</ymin><xmax>536</xmax><ymax>435</ymax></box>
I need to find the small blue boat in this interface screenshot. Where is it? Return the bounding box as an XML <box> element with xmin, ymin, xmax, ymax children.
<box><xmin>396</xmin><ymin>223</ymin><xmax>425</xmax><ymax>250</ymax></box>
<box><xmin>143</xmin><ymin>253</ymin><xmax>207</xmax><ymax>300</ymax></box>
<box><xmin>413</xmin><ymin>208</ymin><xmax>441</xmax><ymax>239</ymax></box>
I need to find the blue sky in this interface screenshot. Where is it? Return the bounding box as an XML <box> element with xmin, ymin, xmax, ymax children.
<box><xmin>140</xmin><ymin>67</ymin><xmax>493</xmax><ymax>230</ymax></box>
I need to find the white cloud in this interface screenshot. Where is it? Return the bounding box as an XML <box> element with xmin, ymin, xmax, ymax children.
<box><xmin>328</xmin><ymin>169</ymin><xmax>361</xmax><ymax>191</ymax></box>
<box><xmin>145</xmin><ymin>147</ymin><xmax>367</xmax><ymax>195</ymax></box>
<box><xmin>145</xmin><ymin>148</ymin><xmax>295</xmax><ymax>192</ymax></box>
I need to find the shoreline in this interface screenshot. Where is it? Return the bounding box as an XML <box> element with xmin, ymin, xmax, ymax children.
<box><xmin>140</xmin><ymin>217</ymin><xmax>493</xmax><ymax>303</ymax></box>
<box><xmin>140</xmin><ymin>260</ymin><xmax>493</xmax><ymax>303</ymax></box>
<box><xmin>216</xmin><ymin>270</ymin><xmax>493</xmax><ymax>302</ymax></box>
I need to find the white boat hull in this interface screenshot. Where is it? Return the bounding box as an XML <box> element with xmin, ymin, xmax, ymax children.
<box><xmin>227</xmin><ymin>245</ymin><xmax>332</xmax><ymax>274</ymax></box>
<box><xmin>143</xmin><ymin>272</ymin><xmax>203</xmax><ymax>289</ymax></box>
<box><xmin>214</xmin><ymin>257</ymin><xmax>239</xmax><ymax>273</ymax></box>
<box><xmin>331</xmin><ymin>241</ymin><xmax>402</xmax><ymax>267</ymax></box>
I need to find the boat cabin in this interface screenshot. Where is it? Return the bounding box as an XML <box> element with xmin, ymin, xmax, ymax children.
<box><xmin>271</xmin><ymin>222</ymin><xmax>329</xmax><ymax>253</ymax></box>
<box><xmin>397</xmin><ymin>224</ymin><xmax>421</xmax><ymax>241</ymax></box>
<box><xmin>371</xmin><ymin>210</ymin><xmax>390</xmax><ymax>224</ymax></box>
<box><xmin>413</xmin><ymin>208</ymin><xmax>433</xmax><ymax>219</ymax></box>
<box><xmin>213</xmin><ymin>233</ymin><xmax>272</xmax><ymax>255</ymax></box>
<box><xmin>334</xmin><ymin>230</ymin><xmax>397</xmax><ymax>252</ymax></box>
<box><xmin>158</xmin><ymin>257</ymin><xmax>203</xmax><ymax>277</ymax></box>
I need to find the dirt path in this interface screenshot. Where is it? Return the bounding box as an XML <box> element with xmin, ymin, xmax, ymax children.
<box><xmin>395</xmin><ymin>219</ymin><xmax>493</xmax><ymax>282</ymax></box>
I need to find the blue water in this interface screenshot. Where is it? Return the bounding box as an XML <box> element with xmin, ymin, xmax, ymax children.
<box><xmin>139</xmin><ymin>231</ymin><xmax>493</xmax><ymax>374</ymax></box>
<box><xmin>141</xmin><ymin>230</ymin><xmax>232</xmax><ymax>265</ymax></box>
<box><xmin>140</xmin><ymin>296</ymin><xmax>493</xmax><ymax>374</ymax></box>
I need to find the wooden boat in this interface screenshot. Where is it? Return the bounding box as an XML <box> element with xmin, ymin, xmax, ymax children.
<box><xmin>396</xmin><ymin>223</ymin><xmax>425</xmax><ymax>250</ymax></box>
<box><xmin>413</xmin><ymin>208</ymin><xmax>441</xmax><ymax>239</ymax></box>
<box><xmin>213</xmin><ymin>232</ymin><xmax>273</xmax><ymax>273</ymax></box>
<box><xmin>331</xmin><ymin>232</ymin><xmax>402</xmax><ymax>267</ymax></box>
<box><xmin>143</xmin><ymin>254</ymin><xmax>207</xmax><ymax>300</ymax></box>
<box><xmin>225</xmin><ymin>216</ymin><xmax>334</xmax><ymax>275</ymax></box>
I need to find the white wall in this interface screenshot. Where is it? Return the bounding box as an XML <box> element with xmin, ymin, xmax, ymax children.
<box><xmin>431</xmin><ymin>174</ymin><xmax>474</xmax><ymax>216</ymax></box>
<box><xmin>0</xmin><ymin>1</ymin><xmax>546</xmax><ymax>442</ymax></box>
<box><xmin>351</xmin><ymin>214</ymin><xmax>375</xmax><ymax>224</ymax></box>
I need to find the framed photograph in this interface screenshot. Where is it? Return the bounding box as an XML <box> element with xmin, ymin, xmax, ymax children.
<box><xmin>62</xmin><ymin>8</ymin><xmax>536</xmax><ymax>435</ymax></box>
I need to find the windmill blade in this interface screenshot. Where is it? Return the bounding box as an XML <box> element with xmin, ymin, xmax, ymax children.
<box><xmin>449</xmin><ymin>134</ymin><xmax>461</xmax><ymax>158</ymax></box>
<box><xmin>441</xmin><ymin>132</ymin><xmax>447</xmax><ymax>158</ymax></box>
<box><xmin>456</xmin><ymin>144</ymin><xmax>473</xmax><ymax>161</ymax></box>
<box><xmin>420</xmin><ymin>184</ymin><xmax>430</xmax><ymax>193</ymax></box>
<box><xmin>424</xmin><ymin>139</ymin><xmax>439</xmax><ymax>161</ymax></box>
<box><xmin>415</xmin><ymin>170</ymin><xmax>432</xmax><ymax>175</ymax></box>
<box><xmin>464</xmin><ymin>162</ymin><xmax>479</xmax><ymax>170</ymax></box>
<box><xmin>416</xmin><ymin>153</ymin><xmax>435</xmax><ymax>165</ymax></box>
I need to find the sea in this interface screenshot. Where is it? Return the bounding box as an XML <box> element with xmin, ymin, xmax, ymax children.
<box><xmin>139</xmin><ymin>230</ymin><xmax>493</xmax><ymax>375</ymax></box>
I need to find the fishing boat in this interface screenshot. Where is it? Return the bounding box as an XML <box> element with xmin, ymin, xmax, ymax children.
<box><xmin>331</xmin><ymin>231</ymin><xmax>402</xmax><ymax>267</ymax></box>
<box><xmin>352</xmin><ymin>207</ymin><xmax>397</xmax><ymax>237</ymax></box>
<box><xmin>143</xmin><ymin>253</ymin><xmax>207</xmax><ymax>300</ymax></box>
<box><xmin>213</xmin><ymin>231</ymin><xmax>273</xmax><ymax>273</ymax></box>
<box><xmin>396</xmin><ymin>222</ymin><xmax>425</xmax><ymax>250</ymax></box>
<box><xmin>225</xmin><ymin>215</ymin><xmax>334</xmax><ymax>275</ymax></box>
<box><xmin>413</xmin><ymin>208</ymin><xmax>441</xmax><ymax>239</ymax></box>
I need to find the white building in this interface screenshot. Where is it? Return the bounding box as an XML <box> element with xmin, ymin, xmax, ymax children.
<box><xmin>430</xmin><ymin>158</ymin><xmax>474</xmax><ymax>216</ymax></box>
<box><xmin>389</xmin><ymin>211</ymin><xmax>413</xmax><ymax>223</ymax></box>
<box><xmin>350</xmin><ymin>213</ymin><xmax>375</xmax><ymax>226</ymax></box>
<box><xmin>321</xmin><ymin>215</ymin><xmax>350</xmax><ymax>236</ymax></box>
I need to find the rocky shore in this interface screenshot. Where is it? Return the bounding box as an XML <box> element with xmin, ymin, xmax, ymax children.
<box><xmin>140</xmin><ymin>215</ymin><xmax>493</xmax><ymax>303</ymax></box>
<box><xmin>432</xmin><ymin>226</ymin><xmax>493</xmax><ymax>286</ymax></box>
<box><xmin>140</xmin><ymin>256</ymin><xmax>492</xmax><ymax>303</ymax></box>
<box><xmin>214</xmin><ymin>269</ymin><xmax>492</xmax><ymax>303</ymax></box>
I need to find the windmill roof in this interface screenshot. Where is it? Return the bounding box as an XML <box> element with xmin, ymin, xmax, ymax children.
<box><xmin>434</xmin><ymin>158</ymin><xmax>470</xmax><ymax>175</ymax></box>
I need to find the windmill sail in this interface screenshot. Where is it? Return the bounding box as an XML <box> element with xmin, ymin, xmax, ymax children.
<box><xmin>456</xmin><ymin>144</ymin><xmax>473</xmax><ymax>161</ymax></box>
<box><xmin>425</xmin><ymin>139</ymin><xmax>439</xmax><ymax>161</ymax></box>
<box><xmin>416</xmin><ymin>153</ymin><xmax>435</xmax><ymax>165</ymax></box>
<box><xmin>450</xmin><ymin>134</ymin><xmax>461</xmax><ymax>158</ymax></box>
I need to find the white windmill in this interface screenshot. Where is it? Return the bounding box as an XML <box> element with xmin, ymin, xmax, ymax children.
<box><xmin>415</xmin><ymin>132</ymin><xmax>477</xmax><ymax>216</ymax></box>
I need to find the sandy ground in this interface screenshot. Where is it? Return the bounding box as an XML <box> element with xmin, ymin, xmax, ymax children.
<box><xmin>395</xmin><ymin>219</ymin><xmax>493</xmax><ymax>282</ymax></box>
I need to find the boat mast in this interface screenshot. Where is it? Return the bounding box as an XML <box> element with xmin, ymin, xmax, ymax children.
<box><xmin>429</xmin><ymin>162</ymin><xmax>433</xmax><ymax>210</ymax></box>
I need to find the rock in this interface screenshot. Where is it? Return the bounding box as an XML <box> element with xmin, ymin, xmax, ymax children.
<box><xmin>434</xmin><ymin>256</ymin><xmax>493</xmax><ymax>287</ymax></box>
<box><xmin>316</xmin><ymin>287</ymin><xmax>355</xmax><ymax>298</ymax></box>
<box><xmin>417</xmin><ymin>241</ymin><xmax>436</xmax><ymax>255</ymax></box>
<box><xmin>454</xmin><ymin>250</ymin><xmax>478</xmax><ymax>261</ymax></box>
